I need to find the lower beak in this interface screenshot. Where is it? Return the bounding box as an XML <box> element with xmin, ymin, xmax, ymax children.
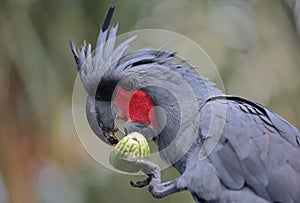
<box><xmin>104</xmin><ymin>131</ymin><xmax>119</xmax><ymax>145</ymax></box>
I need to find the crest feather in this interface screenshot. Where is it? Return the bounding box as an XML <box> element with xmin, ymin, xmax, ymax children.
<box><xmin>70</xmin><ymin>6</ymin><xmax>136</xmax><ymax>95</ymax></box>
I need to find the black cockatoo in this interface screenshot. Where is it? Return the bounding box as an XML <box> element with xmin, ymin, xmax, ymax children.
<box><xmin>70</xmin><ymin>6</ymin><xmax>300</xmax><ymax>203</ymax></box>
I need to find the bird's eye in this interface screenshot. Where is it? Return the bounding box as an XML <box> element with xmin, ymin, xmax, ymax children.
<box><xmin>122</xmin><ymin>80</ymin><xmax>135</xmax><ymax>91</ymax></box>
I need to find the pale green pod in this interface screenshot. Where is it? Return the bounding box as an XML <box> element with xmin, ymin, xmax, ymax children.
<box><xmin>109</xmin><ymin>132</ymin><xmax>150</xmax><ymax>173</ymax></box>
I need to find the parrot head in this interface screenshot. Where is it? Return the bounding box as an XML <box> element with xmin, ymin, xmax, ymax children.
<box><xmin>70</xmin><ymin>6</ymin><xmax>162</xmax><ymax>145</ymax></box>
<box><xmin>70</xmin><ymin>6</ymin><xmax>214</xmax><ymax>155</ymax></box>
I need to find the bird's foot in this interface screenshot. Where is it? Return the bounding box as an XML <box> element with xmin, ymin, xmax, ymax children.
<box><xmin>123</xmin><ymin>158</ymin><xmax>186</xmax><ymax>198</ymax></box>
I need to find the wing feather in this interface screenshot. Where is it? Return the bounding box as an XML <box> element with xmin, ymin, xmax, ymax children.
<box><xmin>202</xmin><ymin>96</ymin><xmax>300</xmax><ymax>202</ymax></box>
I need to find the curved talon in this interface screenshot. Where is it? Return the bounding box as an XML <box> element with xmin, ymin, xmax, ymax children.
<box><xmin>130</xmin><ymin>176</ymin><xmax>152</xmax><ymax>188</ymax></box>
<box><xmin>121</xmin><ymin>157</ymin><xmax>133</xmax><ymax>162</ymax></box>
<box><xmin>130</xmin><ymin>180</ymin><xmax>138</xmax><ymax>187</ymax></box>
<box><xmin>121</xmin><ymin>157</ymin><xmax>138</xmax><ymax>163</ymax></box>
<box><xmin>130</xmin><ymin>180</ymin><xmax>146</xmax><ymax>188</ymax></box>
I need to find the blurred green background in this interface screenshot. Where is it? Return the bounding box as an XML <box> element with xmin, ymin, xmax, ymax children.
<box><xmin>1</xmin><ymin>0</ymin><xmax>300</xmax><ymax>202</ymax></box>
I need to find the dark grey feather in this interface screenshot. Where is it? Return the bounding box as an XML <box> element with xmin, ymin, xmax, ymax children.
<box><xmin>209</xmin><ymin>144</ymin><xmax>245</xmax><ymax>189</ymax></box>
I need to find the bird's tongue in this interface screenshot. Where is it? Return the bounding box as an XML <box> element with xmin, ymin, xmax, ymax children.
<box><xmin>114</xmin><ymin>86</ymin><xmax>157</xmax><ymax>129</ymax></box>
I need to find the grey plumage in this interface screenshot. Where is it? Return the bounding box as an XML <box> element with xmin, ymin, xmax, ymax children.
<box><xmin>70</xmin><ymin>6</ymin><xmax>300</xmax><ymax>203</ymax></box>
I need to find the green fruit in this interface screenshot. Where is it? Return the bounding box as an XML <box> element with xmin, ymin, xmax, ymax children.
<box><xmin>109</xmin><ymin>132</ymin><xmax>150</xmax><ymax>173</ymax></box>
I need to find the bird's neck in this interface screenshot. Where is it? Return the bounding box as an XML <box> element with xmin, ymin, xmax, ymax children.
<box><xmin>146</xmin><ymin>72</ymin><xmax>222</xmax><ymax>173</ymax></box>
<box><xmin>143</xmin><ymin>87</ymin><xmax>189</xmax><ymax>171</ymax></box>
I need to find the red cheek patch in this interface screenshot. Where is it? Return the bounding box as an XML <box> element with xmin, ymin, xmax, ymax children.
<box><xmin>113</xmin><ymin>86</ymin><xmax>157</xmax><ymax>129</ymax></box>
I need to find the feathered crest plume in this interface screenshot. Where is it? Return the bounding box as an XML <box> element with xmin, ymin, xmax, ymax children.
<box><xmin>70</xmin><ymin>6</ymin><xmax>136</xmax><ymax>95</ymax></box>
